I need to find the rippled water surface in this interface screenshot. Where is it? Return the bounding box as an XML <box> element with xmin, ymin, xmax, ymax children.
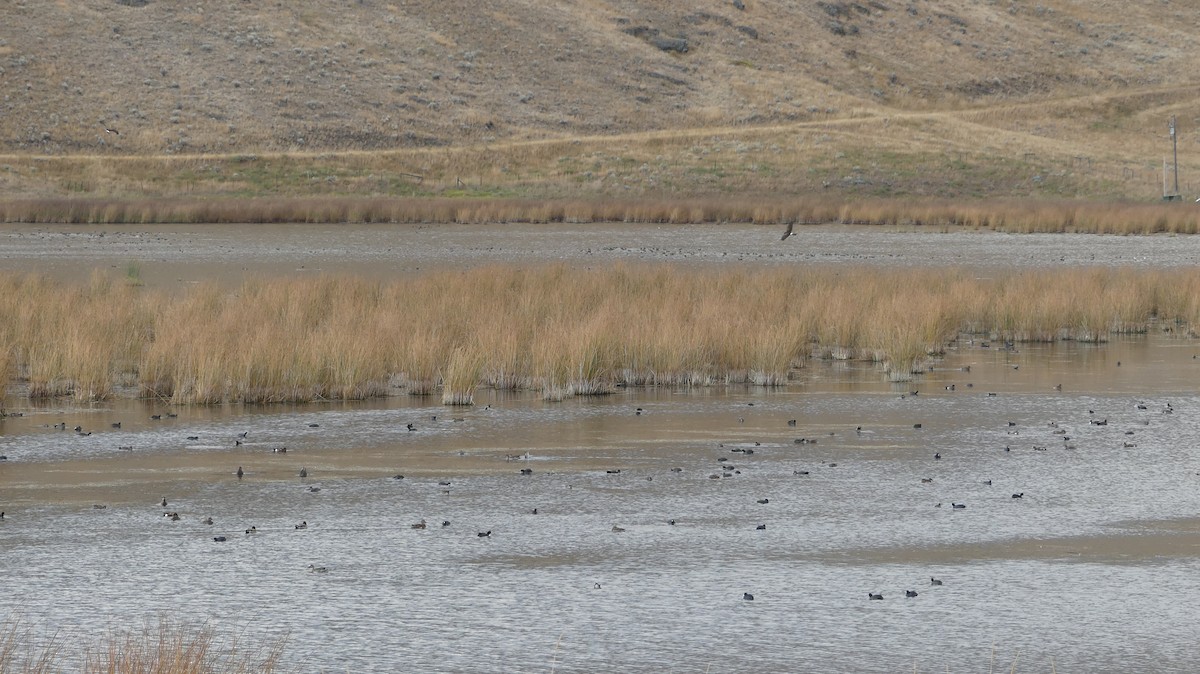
<box><xmin>1</xmin><ymin>224</ymin><xmax>1200</xmax><ymax>672</ymax></box>
<box><xmin>2</xmin><ymin>334</ymin><xmax>1199</xmax><ymax>672</ymax></box>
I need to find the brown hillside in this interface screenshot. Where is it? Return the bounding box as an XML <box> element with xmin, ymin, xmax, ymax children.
<box><xmin>2</xmin><ymin>0</ymin><xmax>1200</xmax><ymax>200</ymax></box>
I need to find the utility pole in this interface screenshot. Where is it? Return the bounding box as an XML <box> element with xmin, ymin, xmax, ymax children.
<box><xmin>1164</xmin><ymin>116</ymin><xmax>1181</xmax><ymax>201</ymax></box>
<box><xmin>1172</xmin><ymin>115</ymin><xmax>1180</xmax><ymax>196</ymax></box>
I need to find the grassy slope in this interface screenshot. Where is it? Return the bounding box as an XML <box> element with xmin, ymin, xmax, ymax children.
<box><xmin>2</xmin><ymin>0</ymin><xmax>1200</xmax><ymax>200</ymax></box>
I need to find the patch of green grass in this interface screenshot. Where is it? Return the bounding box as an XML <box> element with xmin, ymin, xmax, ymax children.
<box><xmin>124</xmin><ymin>262</ymin><xmax>144</xmax><ymax>287</ymax></box>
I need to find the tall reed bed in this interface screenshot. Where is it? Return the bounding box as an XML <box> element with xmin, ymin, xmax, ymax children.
<box><xmin>0</xmin><ymin>266</ymin><xmax>1197</xmax><ymax>403</ymax></box>
<box><xmin>5</xmin><ymin>196</ymin><xmax>1200</xmax><ymax>234</ymax></box>
<box><xmin>0</xmin><ymin>615</ymin><xmax>285</xmax><ymax>674</ymax></box>
<box><xmin>0</xmin><ymin>271</ymin><xmax>151</xmax><ymax>401</ymax></box>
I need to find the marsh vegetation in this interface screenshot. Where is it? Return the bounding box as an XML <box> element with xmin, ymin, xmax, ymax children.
<box><xmin>3</xmin><ymin>265</ymin><xmax>1196</xmax><ymax>405</ymax></box>
<box><xmin>0</xmin><ymin>616</ymin><xmax>285</xmax><ymax>674</ymax></box>
<box><xmin>6</xmin><ymin>196</ymin><xmax>1200</xmax><ymax>235</ymax></box>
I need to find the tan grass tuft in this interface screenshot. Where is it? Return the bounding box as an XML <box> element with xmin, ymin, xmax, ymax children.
<box><xmin>0</xmin><ymin>266</ymin><xmax>1197</xmax><ymax>402</ymax></box>
<box><xmin>442</xmin><ymin>346</ymin><xmax>484</xmax><ymax>405</ymax></box>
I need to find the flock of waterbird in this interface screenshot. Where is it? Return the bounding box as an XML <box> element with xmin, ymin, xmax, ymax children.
<box><xmin>7</xmin><ymin>411</ymin><xmax>500</xmax><ymax>562</ymax></box>
<box><xmin>715</xmin><ymin>379</ymin><xmax>1180</xmax><ymax>602</ymax></box>
<box><xmin>0</xmin><ymin>368</ymin><xmax>1185</xmax><ymax>603</ymax></box>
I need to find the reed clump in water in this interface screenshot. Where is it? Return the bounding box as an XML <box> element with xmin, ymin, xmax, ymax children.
<box><xmin>0</xmin><ymin>616</ymin><xmax>285</xmax><ymax>674</ymax></box>
<box><xmin>0</xmin><ymin>615</ymin><xmax>58</xmax><ymax>674</ymax></box>
<box><xmin>84</xmin><ymin>619</ymin><xmax>286</xmax><ymax>674</ymax></box>
<box><xmin>5</xmin><ymin>196</ymin><xmax>1200</xmax><ymax>235</ymax></box>
<box><xmin>442</xmin><ymin>346</ymin><xmax>485</xmax><ymax>405</ymax></box>
<box><xmin>0</xmin><ymin>265</ymin><xmax>1198</xmax><ymax>403</ymax></box>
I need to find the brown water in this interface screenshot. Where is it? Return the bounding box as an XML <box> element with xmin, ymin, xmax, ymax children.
<box><xmin>1</xmin><ymin>223</ymin><xmax>1199</xmax><ymax>672</ymax></box>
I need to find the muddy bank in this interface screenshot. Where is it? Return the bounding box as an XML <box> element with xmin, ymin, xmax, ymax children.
<box><xmin>840</xmin><ymin>526</ymin><xmax>1200</xmax><ymax>564</ymax></box>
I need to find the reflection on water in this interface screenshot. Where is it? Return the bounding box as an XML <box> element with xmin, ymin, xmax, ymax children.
<box><xmin>1</xmin><ymin>335</ymin><xmax>1199</xmax><ymax>672</ymax></box>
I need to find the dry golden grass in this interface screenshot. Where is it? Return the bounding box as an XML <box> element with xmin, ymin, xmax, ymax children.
<box><xmin>442</xmin><ymin>346</ymin><xmax>485</xmax><ymax>405</ymax></box>
<box><xmin>84</xmin><ymin>620</ymin><xmax>285</xmax><ymax>674</ymax></box>
<box><xmin>0</xmin><ymin>616</ymin><xmax>284</xmax><ymax>674</ymax></box>
<box><xmin>0</xmin><ymin>617</ymin><xmax>57</xmax><ymax>674</ymax></box>
<box><xmin>1</xmin><ymin>265</ymin><xmax>1197</xmax><ymax>402</ymax></box>
<box><xmin>6</xmin><ymin>194</ymin><xmax>1200</xmax><ymax>234</ymax></box>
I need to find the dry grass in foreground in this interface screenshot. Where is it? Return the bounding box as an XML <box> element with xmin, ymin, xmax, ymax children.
<box><xmin>4</xmin><ymin>196</ymin><xmax>1200</xmax><ymax>234</ymax></box>
<box><xmin>0</xmin><ymin>616</ymin><xmax>286</xmax><ymax>674</ymax></box>
<box><xmin>0</xmin><ymin>265</ymin><xmax>1196</xmax><ymax>404</ymax></box>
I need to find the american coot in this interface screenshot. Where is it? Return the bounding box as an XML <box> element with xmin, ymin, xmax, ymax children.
<box><xmin>868</xmin><ymin>593</ymin><xmax>883</xmax><ymax>600</ymax></box>
<box><xmin>743</xmin><ymin>592</ymin><xmax>755</xmax><ymax>601</ymax></box>
<box><xmin>906</xmin><ymin>590</ymin><xmax>919</xmax><ymax>598</ymax></box>
<box><xmin>930</xmin><ymin>577</ymin><xmax>943</xmax><ymax>585</ymax></box>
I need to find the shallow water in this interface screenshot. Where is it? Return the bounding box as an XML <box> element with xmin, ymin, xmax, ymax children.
<box><xmin>1</xmin><ymin>223</ymin><xmax>1199</xmax><ymax>288</ymax></box>
<box><xmin>2</xmin><ymin>222</ymin><xmax>1199</xmax><ymax>671</ymax></box>
<box><xmin>2</xmin><ymin>333</ymin><xmax>1200</xmax><ymax>672</ymax></box>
